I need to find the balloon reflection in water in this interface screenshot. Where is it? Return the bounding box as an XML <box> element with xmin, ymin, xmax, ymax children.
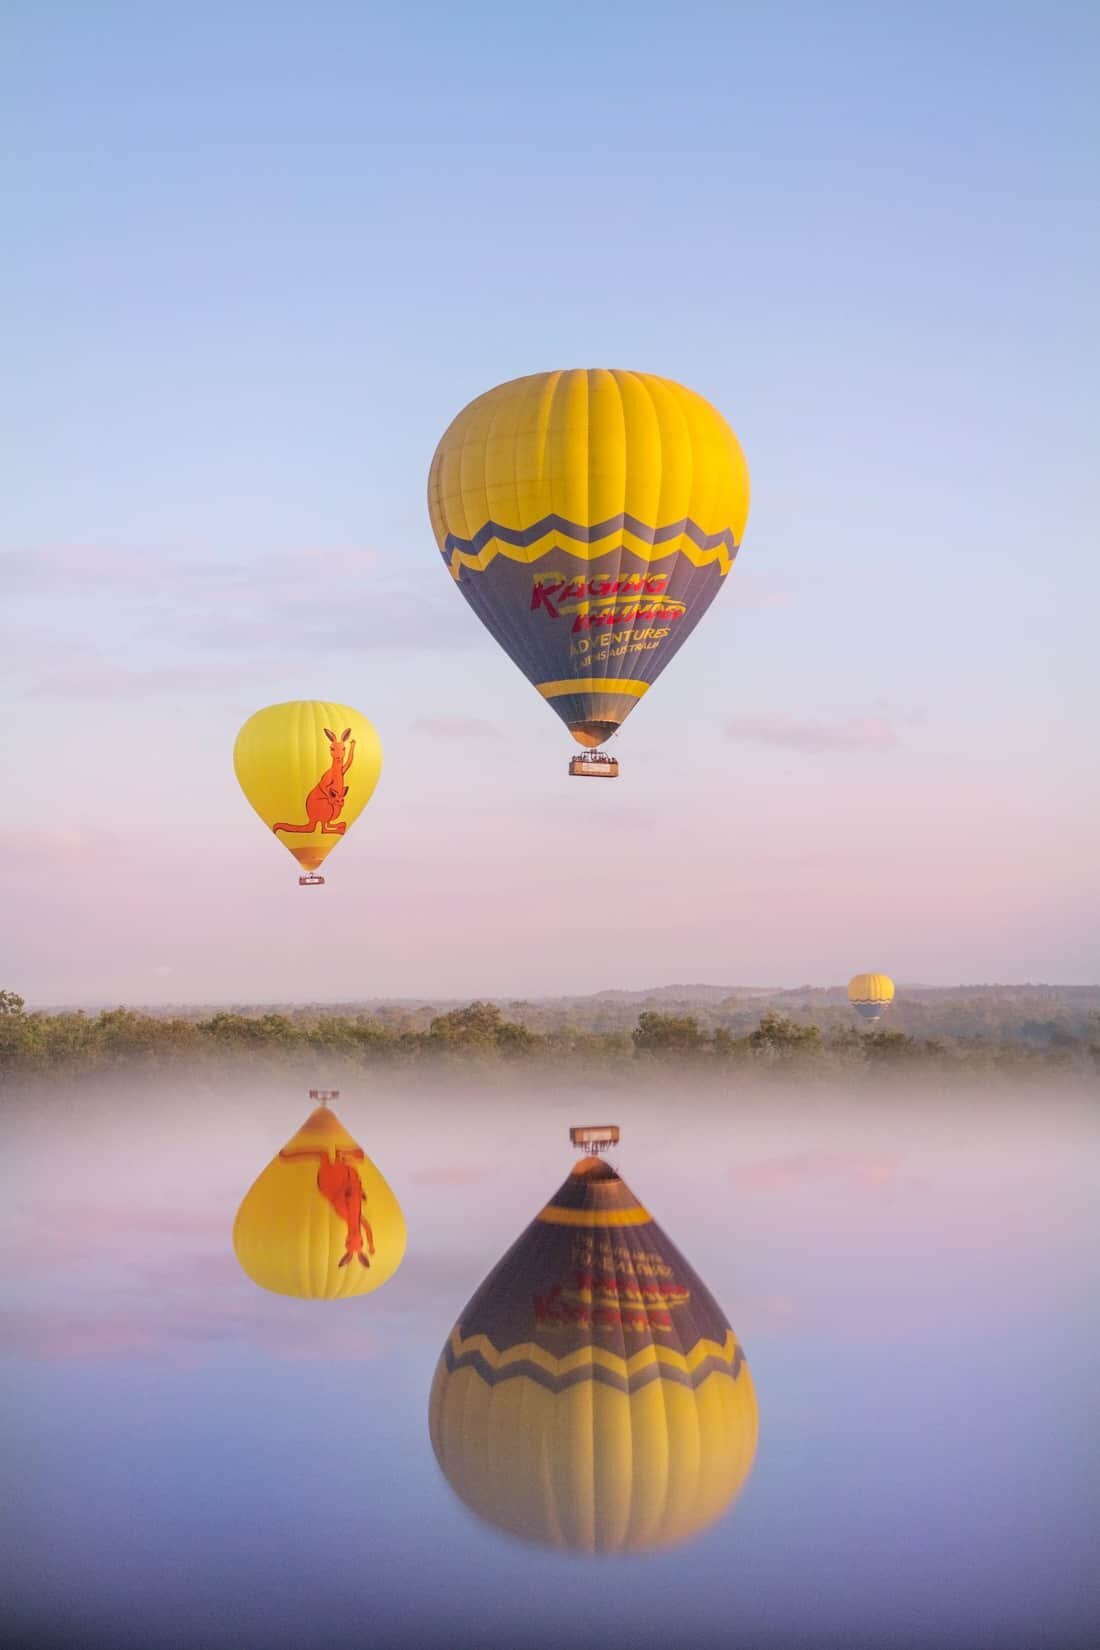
<box><xmin>233</xmin><ymin>1091</ymin><xmax>406</xmax><ymax>1300</ymax></box>
<box><xmin>429</xmin><ymin>1127</ymin><xmax>758</xmax><ymax>1554</ymax></box>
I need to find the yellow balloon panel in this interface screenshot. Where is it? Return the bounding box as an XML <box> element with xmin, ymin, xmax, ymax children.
<box><xmin>427</xmin><ymin>1153</ymin><xmax>758</xmax><ymax>1554</ymax></box>
<box><xmin>848</xmin><ymin>973</ymin><xmax>895</xmax><ymax>1002</ymax></box>
<box><xmin>233</xmin><ymin>701</ymin><xmax>382</xmax><ymax>873</ymax></box>
<box><xmin>429</xmin><ymin>1359</ymin><xmax>759</xmax><ymax>1556</ymax></box>
<box><xmin>233</xmin><ymin>1105</ymin><xmax>406</xmax><ymax>1300</ymax></box>
<box><xmin>428</xmin><ymin>368</ymin><xmax>751</xmax><ymax>578</ymax></box>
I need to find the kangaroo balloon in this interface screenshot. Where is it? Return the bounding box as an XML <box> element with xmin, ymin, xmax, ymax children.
<box><xmin>427</xmin><ymin>369</ymin><xmax>751</xmax><ymax>773</ymax></box>
<box><xmin>233</xmin><ymin>700</ymin><xmax>382</xmax><ymax>885</ymax></box>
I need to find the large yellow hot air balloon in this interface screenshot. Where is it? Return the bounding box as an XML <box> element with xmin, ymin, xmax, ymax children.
<box><xmin>429</xmin><ymin>1127</ymin><xmax>758</xmax><ymax>1554</ymax></box>
<box><xmin>233</xmin><ymin>1092</ymin><xmax>406</xmax><ymax>1299</ymax></box>
<box><xmin>427</xmin><ymin>370</ymin><xmax>751</xmax><ymax>775</ymax></box>
<box><xmin>848</xmin><ymin>973</ymin><xmax>895</xmax><ymax>1023</ymax></box>
<box><xmin>233</xmin><ymin>700</ymin><xmax>382</xmax><ymax>885</ymax></box>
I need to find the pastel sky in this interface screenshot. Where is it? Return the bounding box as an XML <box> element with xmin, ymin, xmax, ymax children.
<box><xmin>2</xmin><ymin>2</ymin><xmax>1097</xmax><ymax>1005</ymax></box>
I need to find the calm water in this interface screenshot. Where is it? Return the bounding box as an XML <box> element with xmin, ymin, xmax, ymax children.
<box><xmin>1</xmin><ymin>1075</ymin><xmax>1097</xmax><ymax>1650</ymax></box>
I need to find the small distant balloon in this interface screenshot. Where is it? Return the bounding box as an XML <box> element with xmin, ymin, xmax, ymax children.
<box><xmin>233</xmin><ymin>1094</ymin><xmax>406</xmax><ymax>1300</ymax></box>
<box><xmin>429</xmin><ymin>1126</ymin><xmax>758</xmax><ymax>1554</ymax></box>
<box><xmin>848</xmin><ymin>973</ymin><xmax>895</xmax><ymax>1023</ymax></box>
<box><xmin>233</xmin><ymin>700</ymin><xmax>382</xmax><ymax>885</ymax></box>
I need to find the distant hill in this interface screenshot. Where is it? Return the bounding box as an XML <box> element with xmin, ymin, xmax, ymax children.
<box><xmin>32</xmin><ymin>981</ymin><xmax>1100</xmax><ymax>1040</ymax></box>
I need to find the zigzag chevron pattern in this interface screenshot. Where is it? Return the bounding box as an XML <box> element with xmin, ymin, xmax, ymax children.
<box><xmin>443</xmin><ymin>511</ymin><xmax>742</xmax><ymax>577</ymax></box>
<box><xmin>441</xmin><ymin>1325</ymin><xmax>746</xmax><ymax>1396</ymax></box>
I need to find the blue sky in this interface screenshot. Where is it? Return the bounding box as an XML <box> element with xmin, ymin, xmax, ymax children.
<box><xmin>1</xmin><ymin>1</ymin><xmax>1097</xmax><ymax>1002</ymax></box>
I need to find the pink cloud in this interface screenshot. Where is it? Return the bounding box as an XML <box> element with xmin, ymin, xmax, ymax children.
<box><xmin>731</xmin><ymin>575</ymin><xmax>799</xmax><ymax>611</ymax></box>
<box><xmin>0</xmin><ymin>1206</ymin><xmax>231</xmax><ymax>1276</ymax></box>
<box><xmin>408</xmin><ymin>1163</ymin><xmax>501</xmax><ymax>1187</ymax></box>
<box><xmin>725</xmin><ymin>713</ymin><xmax>900</xmax><ymax>754</ymax></box>
<box><xmin>5</xmin><ymin>825</ymin><xmax>122</xmax><ymax>869</ymax></box>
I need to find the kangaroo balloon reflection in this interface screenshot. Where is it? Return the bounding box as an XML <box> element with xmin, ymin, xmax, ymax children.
<box><xmin>233</xmin><ymin>1094</ymin><xmax>406</xmax><ymax>1300</ymax></box>
<box><xmin>429</xmin><ymin>1128</ymin><xmax>758</xmax><ymax>1554</ymax></box>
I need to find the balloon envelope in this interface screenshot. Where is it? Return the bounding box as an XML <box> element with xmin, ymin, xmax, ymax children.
<box><xmin>429</xmin><ymin>1151</ymin><xmax>758</xmax><ymax>1554</ymax></box>
<box><xmin>427</xmin><ymin>369</ymin><xmax>750</xmax><ymax>747</ymax></box>
<box><xmin>233</xmin><ymin>1103</ymin><xmax>406</xmax><ymax>1299</ymax></box>
<box><xmin>233</xmin><ymin>700</ymin><xmax>382</xmax><ymax>875</ymax></box>
<box><xmin>848</xmin><ymin>972</ymin><xmax>896</xmax><ymax>1022</ymax></box>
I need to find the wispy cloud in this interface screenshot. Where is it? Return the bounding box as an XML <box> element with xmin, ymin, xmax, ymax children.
<box><xmin>729</xmin><ymin>1151</ymin><xmax>905</xmax><ymax>1194</ymax></box>
<box><xmin>0</xmin><ymin>544</ymin><xmax>380</xmax><ymax>601</ymax></box>
<box><xmin>0</xmin><ymin>1295</ymin><xmax>380</xmax><ymax>1364</ymax></box>
<box><xmin>25</xmin><ymin>660</ymin><xmax>261</xmax><ymax>702</ymax></box>
<box><xmin>0</xmin><ymin>1204</ymin><xmax>486</xmax><ymax>1364</ymax></box>
<box><xmin>0</xmin><ymin>1205</ymin><xmax>230</xmax><ymax>1276</ymax></box>
<box><xmin>410</xmin><ymin>716</ymin><xmax>501</xmax><ymax>741</ymax></box>
<box><xmin>141</xmin><ymin>586</ymin><xmax>473</xmax><ymax>657</ymax></box>
<box><xmin>3</xmin><ymin>545</ymin><xmax>477</xmax><ymax>704</ymax></box>
<box><xmin>725</xmin><ymin>712</ymin><xmax>900</xmax><ymax>753</ymax></box>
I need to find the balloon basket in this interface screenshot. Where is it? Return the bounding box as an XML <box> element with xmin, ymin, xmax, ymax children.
<box><xmin>570</xmin><ymin>1124</ymin><xmax>620</xmax><ymax>1154</ymax></box>
<box><xmin>298</xmin><ymin>874</ymin><xmax>326</xmax><ymax>887</ymax></box>
<box><xmin>568</xmin><ymin>754</ymin><xmax>619</xmax><ymax>779</ymax></box>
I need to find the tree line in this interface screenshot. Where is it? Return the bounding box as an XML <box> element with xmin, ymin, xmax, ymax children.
<box><xmin>2</xmin><ymin>991</ymin><xmax>1098</xmax><ymax>1081</ymax></box>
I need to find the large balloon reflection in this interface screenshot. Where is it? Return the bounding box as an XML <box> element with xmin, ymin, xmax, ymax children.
<box><xmin>429</xmin><ymin>1127</ymin><xmax>758</xmax><ymax>1555</ymax></box>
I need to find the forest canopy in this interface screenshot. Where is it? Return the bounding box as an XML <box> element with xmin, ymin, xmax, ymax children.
<box><xmin>2</xmin><ymin>985</ymin><xmax>1098</xmax><ymax>1084</ymax></box>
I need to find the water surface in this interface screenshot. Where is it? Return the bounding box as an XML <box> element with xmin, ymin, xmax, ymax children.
<box><xmin>1</xmin><ymin>1076</ymin><xmax>1096</xmax><ymax>1650</ymax></box>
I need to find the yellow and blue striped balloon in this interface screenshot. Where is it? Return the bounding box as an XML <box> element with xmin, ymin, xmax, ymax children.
<box><xmin>848</xmin><ymin>973</ymin><xmax>896</xmax><ymax>1023</ymax></box>
<box><xmin>427</xmin><ymin>369</ymin><xmax>751</xmax><ymax>749</ymax></box>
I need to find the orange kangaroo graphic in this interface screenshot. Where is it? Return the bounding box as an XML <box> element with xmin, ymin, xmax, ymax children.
<box><xmin>279</xmin><ymin>1144</ymin><xmax>376</xmax><ymax>1268</ymax></box>
<box><xmin>273</xmin><ymin>727</ymin><xmax>355</xmax><ymax>839</ymax></box>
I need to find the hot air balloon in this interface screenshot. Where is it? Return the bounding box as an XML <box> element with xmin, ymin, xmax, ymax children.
<box><xmin>427</xmin><ymin>370</ymin><xmax>751</xmax><ymax>777</ymax></box>
<box><xmin>233</xmin><ymin>700</ymin><xmax>382</xmax><ymax>886</ymax></box>
<box><xmin>848</xmin><ymin>973</ymin><xmax>895</xmax><ymax>1023</ymax></box>
<box><xmin>429</xmin><ymin>1126</ymin><xmax>758</xmax><ymax>1554</ymax></box>
<box><xmin>233</xmin><ymin>1091</ymin><xmax>406</xmax><ymax>1299</ymax></box>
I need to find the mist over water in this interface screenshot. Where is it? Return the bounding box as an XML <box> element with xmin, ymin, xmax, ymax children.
<box><xmin>1</xmin><ymin>1069</ymin><xmax>1097</xmax><ymax>1650</ymax></box>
